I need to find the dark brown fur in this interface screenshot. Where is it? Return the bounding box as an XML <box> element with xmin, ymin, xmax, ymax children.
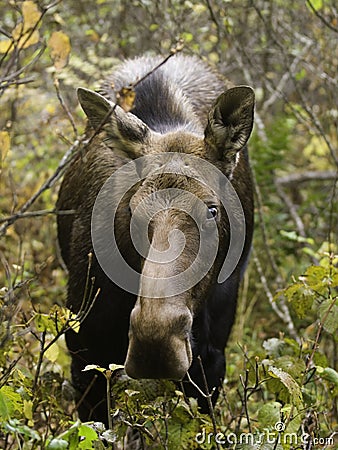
<box><xmin>57</xmin><ymin>54</ymin><xmax>254</xmax><ymax>423</ymax></box>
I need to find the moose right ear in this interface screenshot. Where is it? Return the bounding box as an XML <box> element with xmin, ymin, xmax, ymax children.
<box><xmin>77</xmin><ymin>87</ymin><xmax>150</xmax><ymax>157</ymax></box>
<box><xmin>204</xmin><ymin>86</ymin><xmax>255</xmax><ymax>176</ymax></box>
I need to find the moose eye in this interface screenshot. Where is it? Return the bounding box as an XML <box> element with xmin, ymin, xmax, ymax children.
<box><xmin>207</xmin><ymin>206</ymin><xmax>218</xmax><ymax>220</ymax></box>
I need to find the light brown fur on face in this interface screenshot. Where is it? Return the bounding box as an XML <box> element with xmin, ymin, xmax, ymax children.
<box><xmin>125</xmin><ymin>154</ymin><xmax>224</xmax><ymax>379</ymax></box>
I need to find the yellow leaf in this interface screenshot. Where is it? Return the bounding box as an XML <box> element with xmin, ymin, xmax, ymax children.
<box><xmin>48</xmin><ymin>31</ymin><xmax>71</xmax><ymax>70</ymax></box>
<box><xmin>0</xmin><ymin>39</ymin><xmax>13</xmax><ymax>54</ymax></box>
<box><xmin>15</xmin><ymin>27</ymin><xmax>40</xmax><ymax>49</ymax></box>
<box><xmin>117</xmin><ymin>87</ymin><xmax>136</xmax><ymax>112</ymax></box>
<box><xmin>0</xmin><ymin>2</ymin><xmax>41</xmax><ymax>53</ymax></box>
<box><xmin>22</xmin><ymin>1</ymin><xmax>42</xmax><ymax>33</ymax></box>
<box><xmin>11</xmin><ymin>2</ymin><xmax>41</xmax><ymax>49</ymax></box>
<box><xmin>23</xmin><ymin>399</ymin><xmax>33</xmax><ymax>420</ymax></box>
<box><xmin>45</xmin><ymin>342</ymin><xmax>60</xmax><ymax>362</ymax></box>
<box><xmin>0</xmin><ymin>131</ymin><xmax>11</xmax><ymax>166</ymax></box>
<box><xmin>64</xmin><ymin>308</ymin><xmax>81</xmax><ymax>333</ymax></box>
<box><xmin>303</xmin><ymin>135</ymin><xmax>331</xmax><ymax>170</ymax></box>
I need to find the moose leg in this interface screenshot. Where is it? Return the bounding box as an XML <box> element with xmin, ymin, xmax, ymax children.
<box><xmin>183</xmin><ymin>277</ymin><xmax>239</xmax><ymax>413</ymax></box>
<box><xmin>70</xmin><ymin>356</ymin><xmax>108</xmax><ymax>423</ymax></box>
<box><xmin>66</xmin><ymin>330</ymin><xmax>108</xmax><ymax>425</ymax></box>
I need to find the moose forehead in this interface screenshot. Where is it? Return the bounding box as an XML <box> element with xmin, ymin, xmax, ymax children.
<box><xmin>149</xmin><ymin>130</ymin><xmax>205</xmax><ymax>156</ymax></box>
<box><xmin>134</xmin><ymin>131</ymin><xmax>219</xmax><ymax>188</ymax></box>
<box><xmin>131</xmin><ymin>160</ymin><xmax>219</xmax><ymax>215</ymax></box>
<box><xmin>131</xmin><ymin>172</ymin><xmax>219</xmax><ymax>210</ymax></box>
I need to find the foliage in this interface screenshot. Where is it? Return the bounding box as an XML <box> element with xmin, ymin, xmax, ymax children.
<box><xmin>0</xmin><ymin>0</ymin><xmax>337</xmax><ymax>449</ymax></box>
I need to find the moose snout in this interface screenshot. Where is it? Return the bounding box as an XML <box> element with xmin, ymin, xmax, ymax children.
<box><xmin>124</xmin><ymin>301</ymin><xmax>193</xmax><ymax>380</ymax></box>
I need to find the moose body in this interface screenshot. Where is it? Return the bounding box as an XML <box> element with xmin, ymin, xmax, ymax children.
<box><xmin>56</xmin><ymin>54</ymin><xmax>255</xmax><ymax>423</ymax></box>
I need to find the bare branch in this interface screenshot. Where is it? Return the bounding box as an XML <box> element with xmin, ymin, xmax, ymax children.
<box><xmin>129</xmin><ymin>40</ymin><xmax>185</xmax><ymax>91</ymax></box>
<box><xmin>274</xmin><ymin>182</ymin><xmax>306</xmax><ymax>238</ymax></box>
<box><xmin>276</xmin><ymin>170</ymin><xmax>337</xmax><ymax>186</ymax></box>
<box><xmin>0</xmin><ymin>209</ymin><xmax>75</xmax><ymax>225</ymax></box>
<box><xmin>0</xmin><ymin>138</ymin><xmax>83</xmax><ymax>237</ymax></box>
<box><xmin>53</xmin><ymin>77</ymin><xmax>78</xmax><ymax>137</ymax></box>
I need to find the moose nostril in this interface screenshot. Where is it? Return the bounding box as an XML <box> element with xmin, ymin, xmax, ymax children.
<box><xmin>126</xmin><ymin>302</ymin><xmax>193</xmax><ymax>380</ymax></box>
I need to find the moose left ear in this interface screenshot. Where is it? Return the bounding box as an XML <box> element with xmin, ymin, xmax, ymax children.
<box><xmin>204</xmin><ymin>86</ymin><xmax>255</xmax><ymax>173</ymax></box>
<box><xmin>77</xmin><ymin>87</ymin><xmax>150</xmax><ymax>158</ymax></box>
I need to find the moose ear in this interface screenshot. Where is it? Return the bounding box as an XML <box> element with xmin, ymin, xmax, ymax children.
<box><xmin>204</xmin><ymin>86</ymin><xmax>254</xmax><ymax>173</ymax></box>
<box><xmin>77</xmin><ymin>87</ymin><xmax>150</xmax><ymax>157</ymax></box>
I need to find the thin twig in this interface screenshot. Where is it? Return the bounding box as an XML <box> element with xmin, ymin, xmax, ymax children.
<box><xmin>54</xmin><ymin>77</ymin><xmax>78</xmax><ymax>137</ymax></box>
<box><xmin>32</xmin><ymin>331</ymin><xmax>46</xmax><ymax>393</ymax></box>
<box><xmin>106</xmin><ymin>372</ymin><xmax>113</xmax><ymax>430</ymax></box>
<box><xmin>276</xmin><ymin>170</ymin><xmax>337</xmax><ymax>186</ymax></box>
<box><xmin>274</xmin><ymin>182</ymin><xmax>306</xmax><ymax>238</ymax></box>
<box><xmin>252</xmin><ymin>168</ymin><xmax>282</xmax><ymax>281</ymax></box>
<box><xmin>306</xmin><ymin>0</ymin><xmax>338</xmax><ymax>33</ymax></box>
<box><xmin>239</xmin><ymin>370</ymin><xmax>252</xmax><ymax>433</ymax></box>
<box><xmin>305</xmin><ymin>295</ymin><xmax>337</xmax><ymax>373</ymax></box>
<box><xmin>0</xmin><ymin>137</ymin><xmax>83</xmax><ymax>236</ymax></box>
<box><xmin>73</xmin><ymin>374</ymin><xmax>98</xmax><ymax>415</ymax></box>
<box><xmin>0</xmin><ymin>45</ymin><xmax>45</xmax><ymax>83</ymax></box>
<box><xmin>131</xmin><ymin>41</ymin><xmax>184</xmax><ymax>90</ymax></box>
<box><xmin>253</xmin><ymin>249</ymin><xmax>300</xmax><ymax>342</ymax></box>
<box><xmin>197</xmin><ymin>357</ymin><xmax>221</xmax><ymax>450</ymax></box>
<box><xmin>0</xmin><ymin>77</ymin><xmax>36</xmax><ymax>90</ymax></box>
<box><xmin>0</xmin><ymin>209</ymin><xmax>75</xmax><ymax>224</ymax></box>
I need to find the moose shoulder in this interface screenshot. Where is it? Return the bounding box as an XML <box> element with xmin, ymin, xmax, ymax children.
<box><xmin>56</xmin><ymin>54</ymin><xmax>255</xmax><ymax>423</ymax></box>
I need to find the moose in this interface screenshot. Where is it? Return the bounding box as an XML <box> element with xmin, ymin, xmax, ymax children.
<box><xmin>56</xmin><ymin>54</ymin><xmax>255</xmax><ymax>424</ymax></box>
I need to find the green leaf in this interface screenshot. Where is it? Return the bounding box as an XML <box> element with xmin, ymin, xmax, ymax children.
<box><xmin>124</xmin><ymin>389</ymin><xmax>141</xmax><ymax>397</ymax></box>
<box><xmin>82</xmin><ymin>364</ymin><xmax>106</xmax><ymax>373</ymax></box>
<box><xmin>46</xmin><ymin>438</ymin><xmax>69</xmax><ymax>449</ymax></box>
<box><xmin>0</xmin><ymin>391</ymin><xmax>12</xmax><ymax>420</ymax></box>
<box><xmin>78</xmin><ymin>424</ymin><xmax>99</xmax><ymax>449</ymax></box>
<box><xmin>282</xmin><ymin>284</ymin><xmax>314</xmax><ymax>318</ymax></box>
<box><xmin>307</xmin><ymin>0</ymin><xmax>323</xmax><ymax>11</ymax></box>
<box><xmin>0</xmin><ymin>386</ymin><xmax>22</xmax><ymax>419</ymax></box>
<box><xmin>316</xmin><ymin>366</ymin><xmax>338</xmax><ymax>386</ymax></box>
<box><xmin>23</xmin><ymin>399</ymin><xmax>33</xmax><ymax>421</ymax></box>
<box><xmin>262</xmin><ymin>338</ymin><xmax>285</xmax><ymax>357</ymax></box>
<box><xmin>4</xmin><ymin>419</ymin><xmax>40</xmax><ymax>441</ymax></box>
<box><xmin>281</xmin><ymin>405</ymin><xmax>303</xmax><ymax>434</ymax></box>
<box><xmin>181</xmin><ymin>32</ymin><xmax>194</xmax><ymax>43</ymax></box>
<box><xmin>66</xmin><ymin>310</ymin><xmax>81</xmax><ymax>333</ymax></box>
<box><xmin>273</xmin><ymin>355</ymin><xmax>305</xmax><ymax>380</ymax></box>
<box><xmin>258</xmin><ymin>402</ymin><xmax>282</xmax><ymax>428</ymax></box>
<box><xmin>304</xmin><ymin>265</ymin><xmax>330</xmax><ymax>293</ymax></box>
<box><xmin>108</xmin><ymin>363</ymin><xmax>124</xmax><ymax>372</ymax></box>
<box><xmin>35</xmin><ymin>313</ymin><xmax>58</xmax><ymax>335</ymax></box>
<box><xmin>268</xmin><ymin>366</ymin><xmax>303</xmax><ymax>409</ymax></box>
<box><xmin>295</xmin><ymin>68</ymin><xmax>307</xmax><ymax>81</ymax></box>
<box><xmin>318</xmin><ymin>298</ymin><xmax>338</xmax><ymax>334</ymax></box>
<box><xmin>280</xmin><ymin>230</ymin><xmax>314</xmax><ymax>245</ymax></box>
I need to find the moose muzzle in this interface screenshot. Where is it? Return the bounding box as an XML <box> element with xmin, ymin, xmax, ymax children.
<box><xmin>124</xmin><ymin>298</ymin><xmax>193</xmax><ymax>380</ymax></box>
